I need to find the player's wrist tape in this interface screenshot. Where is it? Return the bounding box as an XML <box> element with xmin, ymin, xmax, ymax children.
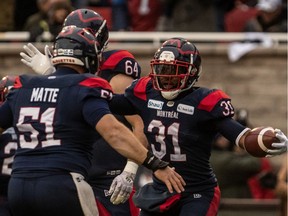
<box><xmin>123</xmin><ymin>160</ymin><xmax>139</xmax><ymax>174</ymax></box>
<box><xmin>142</xmin><ymin>151</ymin><xmax>169</xmax><ymax>172</ymax></box>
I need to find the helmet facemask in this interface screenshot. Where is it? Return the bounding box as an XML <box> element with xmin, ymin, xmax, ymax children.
<box><xmin>150</xmin><ymin>45</ymin><xmax>201</xmax><ymax>100</ymax></box>
<box><xmin>152</xmin><ymin>61</ymin><xmax>189</xmax><ymax>89</ymax></box>
<box><xmin>94</xmin><ymin>19</ymin><xmax>109</xmax><ymax>54</ymax></box>
<box><xmin>84</xmin><ymin>55</ymin><xmax>98</xmax><ymax>74</ymax></box>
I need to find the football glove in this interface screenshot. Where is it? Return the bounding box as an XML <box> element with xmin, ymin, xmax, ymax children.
<box><xmin>108</xmin><ymin>161</ymin><xmax>138</xmax><ymax>205</ymax></box>
<box><xmin>266</xmin><ymin>129</ymin><xmax>287</xmax><ymax>157</ymax></box>
<box><xmin>20</xmin><ymin>43</ymin><xmax>55</xmax><ymax>75</ymax></box>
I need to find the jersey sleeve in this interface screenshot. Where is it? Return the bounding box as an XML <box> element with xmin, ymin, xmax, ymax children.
<box><xmin>79</xmin><ymin>76</ymin><xmax>113</xmax><ymax>100</ymax></box>
<box><xmin>82</xmin><ymin>98</ymin><xmax>111</xmax><ymax>128</ymax></box>
<box><xmin>108</xmin><ymin>77</ymin><xmax>149</xmax><ymax>115</ymax></box>
<box><xmin>215</xmin><ymin>118</ymin><xmax>249</xmax><ymax>144</ymax></box>
<box><xmin>99</xmin><ymin>50</ymin><xmax>141</xmax><ymax>81</ymax></box>
<box><xmin>79</xmin><ymin>77</ymin><xmax>114</xmax><ymax>127</ymax></box>
<box><xmin>197</xmin><ymin>88</ymin><xmax>235</xmax><ymax>119</ymax></box>
<box><xmin>125</xmin><ymin>77</ymin><xmax>151</xmax><ymax>102</ymax></box>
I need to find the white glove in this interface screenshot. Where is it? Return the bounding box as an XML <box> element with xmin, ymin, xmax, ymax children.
<box><xmin>20</xmin><ymin>43</ymin><xmax>55</xmax><ymax>75</ymax></box>
<box><xmin>108</xmin><ymin>161</ymin><xmax>138</xmax><ymax>205</ymax></box>
<box><xmin>266</xmin><ymin>129</ymin><xmax>288</xmax><ymax>157</ymax></box>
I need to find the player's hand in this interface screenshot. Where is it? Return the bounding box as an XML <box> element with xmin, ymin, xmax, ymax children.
<box><xmin>266</xmin><ymin>129</ymin><xmax>288</xmax><ymax>157</ymax></box>
<box><xmin>20</xmin><ymin>43</ymin><xmax>55</xmax><ymax>75</ymax></box>
<box><xmin>154</xmin><ymin>166</ymin><xmax>186</xmax><ymax>194</ymax></box>
<box><xmin>108</xmin><ymin>171</ymin><xmax>135</xmax><ymax>205</ymax></box>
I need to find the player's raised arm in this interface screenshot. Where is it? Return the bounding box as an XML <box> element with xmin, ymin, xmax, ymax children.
<box><xmin>20</xmin><ymin>43</ymin><xmax>55</xmax><ymax>75</ymax></box>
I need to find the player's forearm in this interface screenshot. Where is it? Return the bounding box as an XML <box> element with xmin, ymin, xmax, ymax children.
<box><xmin>107</xmin><ymin>126</ymin><xmax>148</xmax><ymax>164</ymax></box>
<box><xmin>96</xmin><ymin>114</ymin><xmax>147</xmax><ymax>164</ymax></box>
<box><xmin>125</xmin><ymin>115</ymin><xmax>148</xmax><ymax>148</ymax></box>
<box><xmin>133</xmin><ymin>129</ymin><xmax>148</xmax><ymax>148</ymax></box>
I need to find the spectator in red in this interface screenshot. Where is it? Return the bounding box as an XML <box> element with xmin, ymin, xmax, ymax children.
<box><xmin>224</xmin><ymin>0</ymin><xmax>259</xmax><ymax>32</ymax></box>
<box><xmin>247</xmin><ymin>158</ymin><xmax>277</xmax><ymax>199</ymax></box>
<box><xmin>212</xmin><ymin>0</ymin><xmax>235</xmax><ymax>31</ymax></box>
<box><xmin>128</xmin><ymin>0</ymin><xmax>163</xmax><ymax>31</ymax></box>
<box><xmin>244</xmin><ymin>0</ymin><xmax>287</xmax><ymax>32</ymax></box>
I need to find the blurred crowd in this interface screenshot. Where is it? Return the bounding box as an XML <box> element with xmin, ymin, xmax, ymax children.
<box><xmin>0</xmin><ymin>0</ymin><xmax>286</xmax><ymax>42</ymax></box>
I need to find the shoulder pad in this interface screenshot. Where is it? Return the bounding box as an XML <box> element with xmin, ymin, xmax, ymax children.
<box><xmin>100</xmin><ymin>50</ymin><xmax>141</xmax><ymax>79</ymax></box>
<box><xmin>129</xmin><ymin>77</ymin><xmax>151</xmax><ymax>101</ymax></box>
<box><xmin>79</xmin><ymin>77</ymin><xmax>112</xmax><ymax>92</ymax></box>
<box><xmin>197</xmin><ymin>89</ymin><xmax>230</xmax><ymax>112</ymax></box>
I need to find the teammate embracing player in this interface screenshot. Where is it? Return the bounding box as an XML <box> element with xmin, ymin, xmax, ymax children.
<box><xmin>4</xmin><ymin>26</ymin><xmax>184</xmax><ymax>216</ymax></box>
<box><xmin>20</xmin><ymin>9</ymin><xmax>147</xmax><ymax>216</ymax></box>
<box><xmin>20</xmin><ymin>9</ymin><xmax>287</xmax><ymax>216</ymax></box>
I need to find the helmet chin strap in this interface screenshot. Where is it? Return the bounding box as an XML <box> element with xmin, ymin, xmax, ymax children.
<box><xmin>160</xmin><ymin>79</ymin><xmax>197</xmax><ymax>100</ymax></box>
<box><xmin>161</xmin><ymin>90</ymin><xmax>180</xmax><ymax>100</ymax></box>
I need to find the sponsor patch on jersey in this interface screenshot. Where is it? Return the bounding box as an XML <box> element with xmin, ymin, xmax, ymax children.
<box><xmin>177</xmin><ymin>104</ymin><xmax>194</xmax><ymax>115</ymax></box>
<box><xmin>148</xmin><ymin>99</ymin><xmax>164</xmax><ymax>110</ymax></box>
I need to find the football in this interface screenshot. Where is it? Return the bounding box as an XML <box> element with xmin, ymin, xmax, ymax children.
<box><xmin>244</xmin><ymin>126</ymin><xmax>279</xmax><ymax>157</ymax></box>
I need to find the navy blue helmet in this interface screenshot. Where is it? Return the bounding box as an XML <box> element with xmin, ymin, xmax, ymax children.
<box><xmin>52</xmin><ymin>26</ymin><xmax>99</xmax><ymax>74</ymax></box>
<box><xmin>150</xmin><ymin>37</ymin><xmax>202</xmax><ymax>100</ymax></box>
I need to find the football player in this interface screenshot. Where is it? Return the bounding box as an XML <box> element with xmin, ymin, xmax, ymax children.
<box><xmin>89</xmin><ymin>49</ymin><xmax>147</xmax><ymax>216</ymax></box>
<box><xmin>62</xmin><ymin>11</ymin><xmax>147</xmax><ymax>214</ymax></box>
<box><xmin>107</xmin><ymin>37</ymin><xmax>288</xmax><ymax>216</ymax></box>
<box><xmin>2</xmin><ymin>27</ymin><xmax>185</xmax><ymax>216</ymax></box>
<box><xmin>0</xmin><ymin>76</ymin><xmax>17</xmax><ymax>216</ymax></box>
<box><xmin>20</xmin><ymin>9</ymin><xmax>148</xmax><ymax>216</ymax></box>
